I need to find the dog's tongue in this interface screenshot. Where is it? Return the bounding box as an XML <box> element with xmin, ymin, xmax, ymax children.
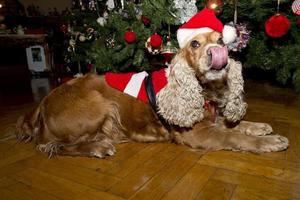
<box><xmin>210</xmin><ymin>46</ymin><xmax>228</xmax><ymax>70</ymax></box>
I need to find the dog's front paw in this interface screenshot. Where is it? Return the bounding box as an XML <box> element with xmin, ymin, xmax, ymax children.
<box><xmin>224</xmin><ymin>101</ymin><xmax>247</xmax><ymax>123</ymax></box>
<box><xmin>257</xmin><ymin>135</ymin><xmax>289</xmax><ymax>153</ymax></box>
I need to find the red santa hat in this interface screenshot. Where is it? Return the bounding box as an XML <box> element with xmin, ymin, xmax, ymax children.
<box><xmin>177</xmin><ymin>8</ymin><xmax>237</xmax><ymax>48</ymax></box>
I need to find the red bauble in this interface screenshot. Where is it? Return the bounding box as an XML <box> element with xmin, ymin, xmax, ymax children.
<box><xmin>60</xmin><ymin>24</ymin><xmax>68</xmax><ymax>34</ymax></box>
<box><xmin>150</xmin><ymin>33</ymin><xmax>162</xmax><ymax>48</ymax></box>
<box><xmin>141</xmin><ymin>15</ymin><xmax>151</xmax><ymax>26</ymax></box>
<box><xmin>206</xmin><ymin>0</ymin><xmax>223</xmax><ymax>15</ymax></box>
<box><xmin>265</xmin><ymin>14</ymin><xmax>290</xmax><ymax>38</ymax></box>
<box><xmin>124</xmin><ymin>31</ymin><xmax>136</xmax><ymax>43</ymax></box>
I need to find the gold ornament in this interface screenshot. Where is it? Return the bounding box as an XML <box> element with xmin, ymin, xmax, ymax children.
<box><xmin>206</xmin><ymin>0</ymin><xmax>223</xmax><ymax>15</ymax></box>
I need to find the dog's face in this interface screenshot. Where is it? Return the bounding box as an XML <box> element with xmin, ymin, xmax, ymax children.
<box><xmin>182</xmin><ymin>31</ymin><xmax>229</xmax><ymax>82</ymax></box>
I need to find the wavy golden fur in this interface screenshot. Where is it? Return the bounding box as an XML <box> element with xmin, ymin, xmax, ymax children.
<box><xmin>15</xmin><ymin>32</ymin><xmax>288</xmax><ymax>158</ymax></box>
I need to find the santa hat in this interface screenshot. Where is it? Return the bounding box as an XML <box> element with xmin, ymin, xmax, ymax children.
<box><xmin>177</xmin><ymin>8</ymin><xmax>237</xmax><ymax>48</ymax></box>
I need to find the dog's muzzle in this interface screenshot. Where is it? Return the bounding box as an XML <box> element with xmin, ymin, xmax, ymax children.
<box><xmin>208</xmin><ymin>46</ymin><xmax>228</xmax><ymax>70</ymax></box>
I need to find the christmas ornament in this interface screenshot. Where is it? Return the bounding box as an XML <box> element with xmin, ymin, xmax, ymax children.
<box><xmin>79</xmin><ymin>0</ymin><xmax>85</xmax><ymax>10</ymax></box>
<box><xmin>162</xmin><ymin>37</ymin><xmax>177</xmax><ymax>64</ymax></box>
<box><xmin>292</xmin><ymin>0</ymin><xmax>300</xmax><ymax>15</ymax></box>
<box><xmin>69</xmin><ymin>38</ymin><xmax>76</xmax><ymax>46</ymax></box>
<box><xmin>177</xmin><ymin>8</ymin><xmax>237</xmax><ymax>48</ymax></box>
<box><xmin>119</xmin><ymin>10</ymin><xmax>131</xmax><ymax>19</ymax></box>
<box><xmin>145</xmin><ymin>36</ymin><xmax>162</xmax><ymax>55</ymax></box>
<box><xmin>141</xmin><ymin>15</ymin><xmax>151</xmax><ymax>26</ymax></box>
<box><xmin>150</xmin><ymin>33</ymin><xmax>163</xmax><ymax>48</ymax></box>
<box><xmin>206</xmin><ymin>0</ymin><xmax>223</xmax><ymax>16</ymax></box>
<box><xmin>226</xmin><ymin>22</ymin><xmax>250</xmax><ymax>52</ymax></box>
<box><xmin>79</xmin><ymin>35</ymin><xmax>86</xmax><ymax>42</ymax></box>
<box><xmin>134</xmin><ymin>5</ymin><xmax>143</xmax><ymax>19</ymax></box>
<box><xmin>173</xmin><ymin>0</ymin><xmax>198</xmax><ymax>24</ymax></box>
<box><xmin>97</xmin><ymin>17</ymin><xmax>107</xmax><ymax>26</ymax></box>
<box><xmin>60</xmin><ymin>24</ymin><xmax>68</xmax><ymax>34</ymax></box>
<box><xmin>124</xmin><ymin>31</ymin><xmax>136</xmax><ymax>44</ymax></box>
<box><xmin>88</xmin><ymin>0</ymin><xmax>97</xmax><ymax>10</ymax></box>
<box><xmin>106</xmin><ymin>0</ymin><xmax>115</xmax><ymax>11</ymax></box>
<box><xmin>265</xmin><ymin>14</ymin><xmax>290</xmax><ymax>38</ymax></box>
<box><xmin>105</xmin><ymin>34</ymin><xmax>116</xmax><ymax>48</ymax></box>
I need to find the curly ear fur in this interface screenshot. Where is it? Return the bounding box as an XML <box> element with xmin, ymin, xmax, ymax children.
<box><xmin>223</xmin><ymin>59</ymin><xmax>247</xmax><ymax>122</ymax></box>
<box><xmin>156</xmin><ymin>53</ymin><xmax>205</xmax><ymax>127</ymax></box>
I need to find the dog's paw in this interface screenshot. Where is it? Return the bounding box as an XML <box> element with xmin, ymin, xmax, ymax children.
<box><xmin>224</xmin><ymin>102</ymin><xmax>247</xmax><ymax>123</ymax></box>
<box><xmin>256</xmin><ymin>135</ymin><xmax>289</xmax><ymax>153</ymax></box>
<box><xmin>245</xmin><ymin>122</ymin><xmax>273</xmax><ymax>136</ymax></box>
<box><xmin>89</xmin><ymin>140</ymin><xmax>116</xmax><ymax>158</ymax></box>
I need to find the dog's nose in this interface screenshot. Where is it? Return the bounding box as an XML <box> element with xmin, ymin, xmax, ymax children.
<box><xmin>208</xmin><ymin>46</ymin><xmax>228</xmax><ymax>70</ymax></box>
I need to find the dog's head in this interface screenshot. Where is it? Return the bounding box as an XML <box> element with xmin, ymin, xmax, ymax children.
<box><xmin>181</xmin><ymin>31</ymin><xmax>229</xmax><ymax>83</ymax></box>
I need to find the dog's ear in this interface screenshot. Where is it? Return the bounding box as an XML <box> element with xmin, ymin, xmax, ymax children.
<box><xmin>156</xmin><ymin>52</ymin><xmax>205</xmax><ymax>127</ymax></box>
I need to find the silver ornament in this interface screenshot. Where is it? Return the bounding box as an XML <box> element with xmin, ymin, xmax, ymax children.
<box><xmin>96</xmin><ymin>17</ymin><xmax>107</xmax><ymax>26</ymax></box>
<box><xmin>173</xmin><ymin>0</ymin><xmax>197</xmax><ymax>24</ymax></box>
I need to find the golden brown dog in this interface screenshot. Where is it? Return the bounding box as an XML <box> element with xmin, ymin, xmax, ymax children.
<box><xmin>15</xmin><ymin>32</ymin><xmax>289</xmax><ymax>158</ymax></box>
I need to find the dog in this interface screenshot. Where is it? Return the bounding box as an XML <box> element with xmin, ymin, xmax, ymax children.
<box><xmin>15</xmin><ymin>30</ymin><xmax>289</xmax><ymax>158</ymax></box>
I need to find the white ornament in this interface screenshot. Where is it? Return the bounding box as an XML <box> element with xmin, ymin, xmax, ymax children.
<box><xmin>173</xmin><ymin>0</ymin><xmax>198</xmax><ymax>24</ymax></box>
<box><xmin>222</xmin><ymin>25</ymin><xmax>237</xmax><ymax>45</ymax></box>
<box><xmin>106</xmin><ymin>0</ymin><xmax>115</xmax><ymax>11</ymax></box>
<box><xmin>97</xmin><ymin>17</ymin><xmax>107</xmax><ymax>26</ymax></box>
<box><xmin>292</xmin><ymin>0</ymin><xmax>300</xmax><ymax>15</ymax></box>
<box><xmin>79</xmin><ymin>35</ymin><xmax>86</xmax><ymax>42</ymax></box>
<box><xmin>69</xmin><ymin>39</ymin><xmax>76</xmax><ymax>46</ymax></box>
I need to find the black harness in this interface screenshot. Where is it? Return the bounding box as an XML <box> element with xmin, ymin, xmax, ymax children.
<box><xmin>145</xmin><ymin>73</ymin><xmax>173</xmax><ymax>132</ymax></box>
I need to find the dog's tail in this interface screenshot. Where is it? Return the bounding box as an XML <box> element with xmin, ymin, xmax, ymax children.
<box><xmin>15</xmin><ymin>106</ymin><xmax>42</xmax><ymax>143</ymax></box>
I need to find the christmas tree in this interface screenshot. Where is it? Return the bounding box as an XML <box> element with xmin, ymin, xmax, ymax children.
<box><xmin>64</xmin><ymin>0</ymin><xmax>300</xmax><ymax>91</ymax></box>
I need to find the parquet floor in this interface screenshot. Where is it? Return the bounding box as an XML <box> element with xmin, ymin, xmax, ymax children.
<box><xmin>0</xmin><ymin>80</ymin><xmax>300</xmax><ymax>200</ymax></box>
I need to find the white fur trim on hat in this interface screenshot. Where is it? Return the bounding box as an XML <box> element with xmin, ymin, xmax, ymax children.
<box><xmin>177</xmin><ymin>27</ymin><xmax>213</xmax><ymax>48</ymax></box>
<box><xmin>222</xmin><ymin>25</ymin><xmax>237</xmax><ymax>45</ymax></box>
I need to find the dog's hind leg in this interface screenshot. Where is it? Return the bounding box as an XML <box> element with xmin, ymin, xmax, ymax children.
<box><xmin>37</xmin><ymin>134</ymin><xmax>116</xmax><ymax>158</ymax></box>
<box><xmin>174</xmin><ymin>122</ymin><xmax>288</xmax><ymax>153</ymax></box>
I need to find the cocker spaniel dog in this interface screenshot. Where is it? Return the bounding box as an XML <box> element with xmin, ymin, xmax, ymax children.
<box><xmin>15</xmin><ymin>9</ymin><xmax>289</xmax><ymax>158</ymax></box>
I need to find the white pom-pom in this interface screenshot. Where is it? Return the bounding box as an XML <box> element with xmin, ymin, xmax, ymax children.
<box><xmin>222</xmin><ymin>25</ymin><xmax>237</xmax><ymax>44</ymax></box>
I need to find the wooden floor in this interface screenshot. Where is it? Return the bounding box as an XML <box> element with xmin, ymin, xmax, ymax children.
<box><xmin>0</xmin><ymin>79</ymin><xmax>300</xmax><ymax>200</ymax></box>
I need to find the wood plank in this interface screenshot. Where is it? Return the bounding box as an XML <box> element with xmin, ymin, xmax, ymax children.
<box><xmin>286</xmin><ymin>125</ymin><xmax>300</xmax><ymax>163</ymax></box>
<box><xmin>129</xmin><ymin>150</ymin><xmax>202</xmax><ymax>200</ymax></box>
<box><xmin>11</xmin><ymin>167</ymin><xmax>124</xmax><ymax>200</ymax></box>
<box><xmin>232</xmin><ymin>186</ymin><xmax>290</xmax><ymax>200</ymax></box>
<box><xmin>106</xmin><ymin>143</ymin><xmax>166</xmax><ymax>178</ymax></box>
<box><xmin>0</xmin><ymin>176</ymin><xmax>18</xmax><ymax>188</ymax></box>
<box><xmin>0</xmin><ymin>188</ymin><xmax>24</xmax><ymax>200</ymax></box>
<box><xmin>6</xmin><ymin>182</ymin><xmax>60</xmax><ymax>200</ymax></box>
<box><xmin>109</xmin><ymin>144</ymin><xmax>186</xmax><ymax>199</ymax></box>
<box><xmin>198</xmin><ymin>151</ymin><xmax>300</xmax><ymax>184</ymax></box>
<box><xmin>196</xmin><ymin>179</ymin><xmax>235</xmax><ymax>200</ymax></box>
<box><xmin>21</xmin><ymin>154</ymin><xmax>120</xmax><ymax>191</ymax></box>
<box><xmin>60</xmin><ymin>142</ymin><xmax>149</xmax><ymax>173</ymax></box>
<box><xmin>212</xmin><ymin>169</ymin><xmax>300</xmax><ymax>199</ymax></box>
<box><xmin>0</xmin><ymin>142</ymin><xmax>36</xmax><ymax>168</ymax></box>
<box><xmin>161</xmin><ymin>165</ymin><xmax>216</xmax><ymax>200</ymax></box>
<box><xmin>0</xmin><ymin>158</ymin><xmax>31</xmax><ymax>178</ymax></box>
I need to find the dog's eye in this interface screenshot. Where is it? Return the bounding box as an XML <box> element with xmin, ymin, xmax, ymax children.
<box><xmin>190</xmin><ymin>40</ymin><xmax>201</xmax><ymax>49</ymax></box>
